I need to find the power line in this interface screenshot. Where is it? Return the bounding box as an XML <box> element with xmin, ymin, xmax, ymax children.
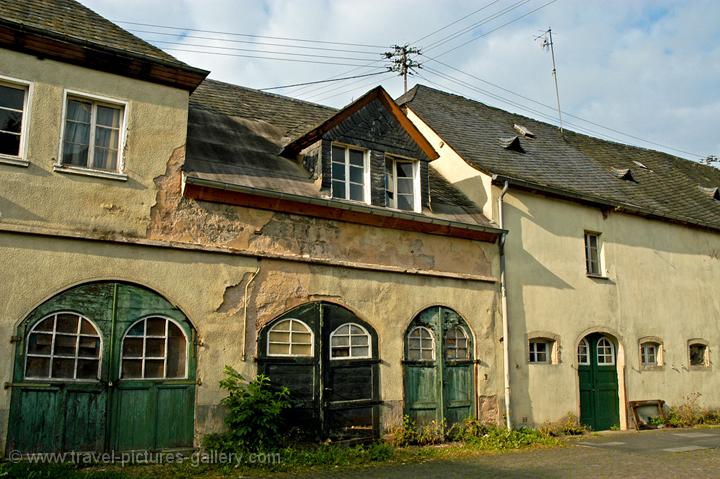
<box><xmin>127</xmin><ymin>28</ymin><xmax>386</xmax><ymax>55</ymax></box>
<box><xmin>259</xmin><ymin>70</ymin><xmax>389</xmax><ymax>91</ymax></box>
<box><xmin>160</xmin><ymin>47</ymin><xmax>378</xmax><ymax>67</ymax></box>
<box><xmin>312</xmin><ymin>72</ymin><xmax>397</xmax><ymax>103</ymax></box>
<box><xmin>412</xmin><ymin>0</ymin><xmax>502</xmax><ymax>44</ymax></box>
<box><xmin>114</xmin><ymin>20</ymin><xmax>390</xmax><ymax>48</ymax></box>
<box><xmin>432</xmin><ymin>0</ymin><xmax>560</xmax><ymax>58</ymax></box>
<box><xmin>147</xmin><ymin>39</ymin><xmax>381</xmax><ymax>61</ymax></box>
<box><xmin>421</xmin><ymin>56</ymin><xmax>706</xmax><ymax>158</ymax></box>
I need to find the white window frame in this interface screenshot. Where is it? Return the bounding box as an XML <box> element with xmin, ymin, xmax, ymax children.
<box><xmin>385</xmin><ymin>154</ymin><xmax>421</xmax><ymax>213</ymax></box>
<box><xmin>528</xmin><ymin>339</ymin><xmax>551</xmax><ymax>364</ymax></box>
<box><xmin>577</xmin><ymin>338</ymin><xmax>590</xmax><ymax>365</ymax></box>
<box><xmin>596</xmin><ymin>337</ymin><xmax>616</xmax><ymax>366</ymax></box>
<box><xmin>55</xmin><ymin>89</ymin><xmax>128</xmax><ymax>181</ymax></box>
<box><xmin>330</xmin><ymin>142</ymin><xmax>370</xmax><ymax>204</ymax></box>
<box><xmin>329</xmin><ymin>322</ymin><xmax>372</xmax><ymax>360</ymax></box>
<box><xmin>407</xmin><ymin>326</ymin><xmax>436</xmax><ymax>361</ymax></box>
<box><xmin>584</xmin><ymin>231</ymin><xmax>603</xmax><ymax>276</ymax></box>
<box><xmin>24</xmin><ymin>311</ymin><xmax>103</xmax><ymax>382</ymax></box>
<box><xmin>0</xmin><ymin>74</ymin><xmax>32</xmax><ymax>167</ymax></box>
<box><xmin>639</xmin><ymin>337</ymin><xmax>663</xmax><ymax>368</ymax></box>
<box><xmin>266</xmin><ymin>318</ymin><xmax>314</xmax><ymax>358</ymax></box>
<box><xmin>119</xmin><ymin>316</ymin><xmax>189</xmax><ymax>380</ymax></box>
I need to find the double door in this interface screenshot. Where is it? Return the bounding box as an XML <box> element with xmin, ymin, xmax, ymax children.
<box><xmin>578</xmin><ymin>333</ymin><xmax>620</xmax><ymax>431</ymax></box>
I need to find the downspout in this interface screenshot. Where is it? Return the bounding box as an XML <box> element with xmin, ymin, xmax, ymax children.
<box><xmin>498</xmin><ymin>180</ymin><xmax>512</xmax><ymax>429</ymax></box>
<box><xmin>241</xmin><ymin>262</ymin><xmax>261</xmax><ymax>361</ymax></box>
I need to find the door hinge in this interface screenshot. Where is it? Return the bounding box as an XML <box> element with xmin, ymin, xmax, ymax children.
<box><xmin>10</xmin><ymin>335</ymin><xmax>21</xmax><ymax>343</ymax></box>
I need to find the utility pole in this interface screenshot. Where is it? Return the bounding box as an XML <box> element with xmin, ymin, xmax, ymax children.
<box><xmin>536</xmin><ymin>28</ymin><xmax>563</xmax><ymax>134</ymax></box>
<box><xmin>385</xmin><ymin>44</ymin><xmax>421</xmax><ymax>93</ymax></box>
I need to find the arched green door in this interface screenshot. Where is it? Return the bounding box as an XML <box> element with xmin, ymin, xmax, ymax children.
<box><xmin>404</xmin><ymin>306</ymin><xmax>474</xmax><ymax>427</ymax></box>
<box><xmin>578</xmin><ymin>333</ymin><xmax>620</xmax><ymax>430</ymax></box>
<box><xmin>7</xmin><ymin>282</ymin><xmax>196</xmax><ymax>454</ymax></box>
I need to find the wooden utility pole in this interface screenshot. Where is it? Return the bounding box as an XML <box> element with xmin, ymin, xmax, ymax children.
<box><xmin>385</xmin><ymin>44</ymin><xmax>421</xmax><ymax>93</ymax></box>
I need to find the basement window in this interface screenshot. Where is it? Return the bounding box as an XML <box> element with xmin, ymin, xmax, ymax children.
<box><xmin>528</xmin><ymin>339</ymin><xmax>550</xmax><ymax>363</ymax></box>
<box><xmin>639</xmin><ymin>338</ymin><xmax>663</xmax><ymax>368</ymax></box>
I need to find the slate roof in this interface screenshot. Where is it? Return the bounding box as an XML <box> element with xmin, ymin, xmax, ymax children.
<box><xmin>186</xmin><ymin>79</ymin><xmax>495</xmax><ymax>229</ymax></box>
<box><xmin>398</xmin><ymin>85</ymin><xmax>720</xmax><ymax>231</ymax></box>
<box><xmin>0</xmin><ymin>0</ymin><xmax>189</xmax><ymax>68</ymax></box>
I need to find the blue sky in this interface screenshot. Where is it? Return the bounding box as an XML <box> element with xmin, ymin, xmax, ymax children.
<box><xmin>83</xmin><ymin>0</ymin><xmax>720</xmax><ymax>163</ymax></box>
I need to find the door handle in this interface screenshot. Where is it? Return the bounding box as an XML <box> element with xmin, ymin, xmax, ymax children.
<box><xmin>324</xmin><ymin>387</ymin><xmax>333</xmax><ymax>392</ymax></box>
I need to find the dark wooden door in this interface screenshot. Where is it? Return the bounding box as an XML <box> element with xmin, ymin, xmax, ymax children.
<box><xmin>7</xmin><ymin>282</ymin><xmax>196</xmax><ymax>454</ymax></box>
<box><xmin>404</xmin><ymin>307</ymin><xmax>474</xmax><ymax>428</ymax></box>
<box><xmin>258</xmin><ymin>302</ymin><xmax>379</xmax><ymax>441</ymax></box>
<box><xmin>579</xmin><ymin>333</ymin><xmax>620</xmax><ymax>431</ymax></box>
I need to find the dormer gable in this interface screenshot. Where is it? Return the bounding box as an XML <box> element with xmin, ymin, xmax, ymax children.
<box><xmin>282</xmin><ymin>86</ymin><xmax>439</xmax><ymax>212</ymax></box>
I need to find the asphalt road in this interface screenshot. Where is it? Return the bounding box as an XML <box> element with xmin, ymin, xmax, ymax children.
<box><xmin>291</xmin><ymin>428</ymin><xmax>720</xmax><ymax>479</ymax></box>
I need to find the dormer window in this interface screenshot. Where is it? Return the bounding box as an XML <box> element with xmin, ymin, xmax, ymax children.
<box><xmin>331</xmin><ymin>144</ymin><xmax>368</xmax><ymax>203</ymax></box>
<box><xmin>385</xmin><ymin>155</ymin><xmax>420</xmax><ymax>212</ymax></box>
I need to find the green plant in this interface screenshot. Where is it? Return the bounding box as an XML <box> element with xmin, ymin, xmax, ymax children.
<box><xmin>538</xmin><ymin>414</ymin><xmax>588</xmax><ymax>437</ymax></box>
<box><xmin>0</xmin><ymin>463</ymin><xmax>127</xmax><ymax>479</ymax></box>
<box><xmin>203</xmin><ymin>366</ymin><xmax>290</xmax><ymax>453</ymax></box>
<box><xmin>387</xmin><ymin>416</ymin><xmax>446</xmax><ymax>446</ymax></box>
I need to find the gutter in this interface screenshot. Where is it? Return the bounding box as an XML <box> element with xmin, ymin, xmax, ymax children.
<box><xmin>498</xmin><ymin>180</ymin><xmax>512</xmax><ymax>429</ymax></box>
<box><xmin>184</xmin><ymin>174</ymin><xmax>504</xmax><ymax>237</ymax></box>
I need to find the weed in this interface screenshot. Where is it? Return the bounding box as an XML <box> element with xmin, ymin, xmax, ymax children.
<box><xmin>538</xmin><ymin>414</ymin><xmax>588</xmax><ymax>437</ymax></box>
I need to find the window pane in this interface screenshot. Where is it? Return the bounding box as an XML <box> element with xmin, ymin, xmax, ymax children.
<box><xmin>291</xmin><ymin>343</ymin><xmax>312</xmax><ymax>356</ymax></box>
<box><xmin>350</xmin><ymin>335</ymin><xmax>367</xmax><ymax>346</ymax></box>
<box><xmin>56</xmin><ymin>314</ymin><xmax>79</xmax><ymax>333</ymax></box>
<box><xmin>349</xmin><ymin>165</ymin><xmax>364</xmax><ymax>184</ymax></box>
<box><xmin>146</xmin><ymin>318</ymin><xmax>166</xmax><ymax>336</ymax></box>
<box><xmin>421</xmin><ymin>349</ymin><xmax>433</xmax><ymax>360</ymax></box>
<box><xmin>331</xmin><ymin>146</ymin><xmax>345</xmax><ymax>163</ymax></box>
<box><xmin>0</xmin><ymin>85</ymin><xmax>25</xmax><ymax>110</ymax></box>
<box><xmin>66</xmin><ymin>100</ymin><xmax>91</xmax><ymax>123</ymax></box>
<box><xmin>34</xmin><ymin>317</ymin><xmax>55</xmax><ymax>332</ymax></box>
<box><xmin>123</xmin><ymin>338</ymin><xmax>143</xmax><ymax>357</ymax></box>
<box><xmin>332</xmin><ymin>335</ymin><xmax>350</xmax><ymax>347</ymax></box>
<box><xmin>349</xmin><ymin>183</ymin><xmax>364</xmax><ymax>201</ymax></box>
<box><xmin>396</xmin><ymin>162</ymin><xmax>413</xmax><ymax>178</ymax></box>
<box><xmin>127</xmin><ymin>322</ymin><xmax>145</xmax><ymax>336</ymax></box>
<box><xmin>349</xmin><ymin>149</ymin><xmax>364</xmax><ymax>167</ymax></box>
<box><xmin>96</xmin><ymin>105</ymin><xmax>121</xmax><ymax>128</ymax></box>
<box><xmin>80</xmin><ymin>319</ymin><xmax>98</xmax><ymax>335</ymax></box>
<box><xmin>273</xmin><ymin>321</ymin><xmax>291</xmax><ymax>332</ymax></box>
<box><xmin>353</xmin><ymin>346</ymin><xmax>369</xmax><ymax>357</ymax></box>
<box><xmin>51</xmin><ymin>358</ymin><xmax>75</xmax><ymax>379</ymax></box>
<box><xmin>268</xmin><ymin>343</ymin><xmax>289</xmax><ymax>355</ymax></box>
<box><xmin>144</xmin><ymin>359</ymin><xmax>164</xmax><ymax>379</ymax></box>
<box><xmin>122</xmin><ymin>359</ymin><xmax>142</xmax><ymax>379</ymax></box>
<box><xmin>397</xmin><ymin>194</ymin><xmax>413</xmax><ymax>211</ymax></box>
<box><xmin>332</xmin><ymin>347</ymin><xmax>350</xmax><ymax>358</ymax></box>
<box><xmin>690</xmin><ymin>345</ymin><xmax>706</xmax><ymax>366</ymax></box>
<box><xmin>54</xmin><ymin>335</ymin><xmax>77</xmax><ymax>356</ymax></box>
<box><xmin>270</xmin><ymin>331</ymin><xmax>290</xmax><ymax>343</ymax></box>
<box><xmin>26</xmin><ymin>357</ymin><xmax>50</xmax><ymax>378</ymax></box>
<box><xmin>62</xmin><ymin>142</ymin><xmax>89</xmax><ymax>166</ymax></box>
<box><xmin>28</xmin><ymin>333</ymin><xmax>53</xmax><ymax>355</ymax></box>
<box><xmin>397</xmin><ymin>177</ymin><xmax>414</xmax><ymax>194</ymax></box>
<box><xmin>95</xmin><ymin>125</ymin><xmax>119</xmax><ymax>149</ymax></box>
<box><xmin>332</xmin><ymin>180</ymin><xmax>346</xmax><ymax>199</ymax></box>
<box><xmin>93</xmin><ymin>147</ymin><xmax>117</xmax><ymax>170</ymax></box>
<box><xmin>77</xmin><ymin>359</ymin><xmax>100</xmax><ymax>379</ymax></box>
<box><xmin>0</xmin><ymin>109</ymin><xmax>22</xmax><ymax>133</ymax></box>
<box><xmin>332</xmin><ymin>161</ymin><xmax>345</xmax><ymax>181</ymax></box>
<box><xmin>166</xmin><ymin>324</ymin><xmax>187</xmax><ymax>378</ymax></box>
<box><xmin>293</xmin><ymin>332</ymin><xmax>312</xmax><ymax>344</ymax></box>
<box><xmin>145</xmin><ymin>338</ymin><xmax>165</xmax><ymax>357</ymax></box>
<box><xmin>78</xmin><ymin>337</ymin><xmax>100</xmax><ymax>358</ymax></box>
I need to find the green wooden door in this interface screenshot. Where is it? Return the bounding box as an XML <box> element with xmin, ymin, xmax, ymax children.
<box><xmin>7</xmin><ymin>282</ymin><xmax>196</xmax><ymax>454</ymax></box>
<box><xmin>257</xmin><ymin>302</ymin><xmax>379</xmax><ymax>442</ymax></box>
<box><xmin>578</xmin><ymin>333</ymin><xmax>620</xmax><ymax>431</ymax></box>
<box><xmin>404</xmin><ymin>307</ymin><xmax>474</xmax><ymax>427</ymax></box>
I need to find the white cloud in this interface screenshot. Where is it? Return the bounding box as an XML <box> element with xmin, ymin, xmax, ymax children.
<box><xmin>82</xmin><ymin>0</ymin><xmax>720</xmax><ymax>160</ymax></box>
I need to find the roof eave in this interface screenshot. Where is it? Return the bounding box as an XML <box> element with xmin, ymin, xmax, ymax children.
<box><xmin>0</xmin><ymin>18</ymin><xmax>209</xmax><ymax>91</ymax></box>
<box><xmin>184</xmin><ymin>174</ymin><xmax>503</xmax><ymax>242</ymax></box>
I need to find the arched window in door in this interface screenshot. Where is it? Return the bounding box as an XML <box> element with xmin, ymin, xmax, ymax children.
<box><xmin>330</xmin><ymin>323</ymin><xmax>371</xmax><ymax>359</ymax></box>
<box><xmin>407</xmin><ymin>326</ymin><xmax>435</xmax><ymax>360</ymax></box>
<box><xmin>596</xmin><ymin>337</ymin><xmax>615</xmax><ymax>365</ymax></box>
<box><xmin>121</xmin><ymin>316</ymin><xmax>188</xmax><ymax>379</ymax></box>
<box><xmin>25</xmin><ymin>312</ymin><xmax>102</xmax><ymax>381</ymax></box>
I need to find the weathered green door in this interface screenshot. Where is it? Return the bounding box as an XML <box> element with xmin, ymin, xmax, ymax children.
<box><xmin>7</xmin><ymin>282</ymin><xmax>196</xmax><ymax>454</ymax></box>
<box><xmin>578</xmin><ymin>333</ymin><xmax>620</xmax><ymax>431</ymax></box>
<box><xmin>404</xmin><ymin>307</ymin><xmax>474</xmax><ymax>427</ymax></box>
<box><xmin>258</xmin><ymin>302</ymin><xmax>379</xmax><ymax>442</ymax></box>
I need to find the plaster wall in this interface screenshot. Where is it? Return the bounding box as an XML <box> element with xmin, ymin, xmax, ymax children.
<box><xmin>0</xmin><ymin>232</ymin><xmax>502</xmax><ymax>450</ymax></box>
<box><xmin>0</xmin><ymin>49</ymin><xmax>189</xmax><ymax>237</ymax></box>
<box><xmin>503</xmin><ymin>190</ymin><xmax>720</xmax><ymax>428</ymax></box>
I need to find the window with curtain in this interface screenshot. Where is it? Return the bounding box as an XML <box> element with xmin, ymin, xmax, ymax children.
<box><xmin>62</xmin><ymin>97</ymin><xmax>123</xmax><ymax>172</ymax></box>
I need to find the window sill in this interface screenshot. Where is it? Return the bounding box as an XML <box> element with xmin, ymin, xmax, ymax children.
<box><xmin>586</xmin><ymin>273</ymin><xmax>610</xmax><ymax>280</ymax></box>
<box><xmin>640</xmin><ymin>365</ymin><xmax>664</xmax><ymax>371</ymax></box>
<box><xmin>689</xmin><ymin>365</ymin><xmax>711</xmax><ymax>371</ymax></box>
<box><xmin>53</xmin><ymin>164</ymin><xmax>127</xmax><ymax>181</ymax></box>
<box><xmin>0</xmin><ymin>155</ymin><xmax>30</xmax><ymax>167</ymax></box>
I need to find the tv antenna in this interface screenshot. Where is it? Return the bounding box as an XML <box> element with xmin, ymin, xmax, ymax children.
<box><xmin>535</xmin><ymin>28</ymin><xmax>563</xmax><ymax>134</ymax></box>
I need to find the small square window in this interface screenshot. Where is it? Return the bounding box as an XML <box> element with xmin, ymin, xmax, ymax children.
<box><xmin>689</xmin><ymin>343</ymin><xmax>708</xmax><ymax>367</ymax></box>
<box><xmin>584</xmin><ymin>232</ymin><xmax>602</xmax><ymax>275</ymax></box>
<box><xmin>640</xmin><ymin>342</ymin><xmax>659</xmax><ymax>367</ymax></box>
<box><xmin>331</xmin><ymin>144</ymin><xmax>367</xmax><ymax>203</ymax></box>
<box><xmin>529</xmin><ymin>340</ymin><xmax>550</xmax><ymax>363</ymax></box>
<box><xmin>385</xmin><ymin>156</ymin><xmax>419</xmax><ymax>212</ymax></box>
<box><xmin>0</xmin><ymin>80</ymin><xmax>29</xmax><ymax>161</ymax></box>
<box><xmin>61</xmin><ymin>95</ymin><xmax>124</xmax><ymax>173</ymax></box>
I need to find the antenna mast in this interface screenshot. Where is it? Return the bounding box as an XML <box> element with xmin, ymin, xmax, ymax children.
<box><xmin>536</xmin><ymin>28</ymin><xmax>563</xmax><ymax>134</ymax></box>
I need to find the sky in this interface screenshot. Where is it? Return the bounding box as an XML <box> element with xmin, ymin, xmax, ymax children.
<box><xmin>82</xmin><ymin>0</ymin><xmax>720</xmax><ymax>163</ymax></box>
